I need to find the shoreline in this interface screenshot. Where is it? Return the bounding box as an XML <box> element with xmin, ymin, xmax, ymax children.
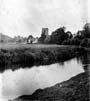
<box><xmin>10</xmin><ymin>71</ymin><xmax>89</xmax><ymax>101</ymax></box>
<box><xmin>0</xmin><ymin>45</ymin><xmax>86</xmax><ymax>72</ymax></box>
<box><xmin>0</xmin><ymin>44</ymin><xmax>89</xmax><ymax>101</ymax></box>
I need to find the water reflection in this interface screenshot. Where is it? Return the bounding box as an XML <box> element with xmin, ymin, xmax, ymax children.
<box><xmin>0</xmin><ymin>58</ymin><xmax>85</xmax><ymax>101</ymax></box>
<box><xmin>78</xmin><ymin>52</ymin><xmax>90</xmax><ymax>72</ymax></box>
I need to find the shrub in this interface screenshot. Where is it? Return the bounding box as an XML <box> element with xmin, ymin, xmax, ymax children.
<box><xmin>80</xmin><ymin>38</ymin><xmax>88</xmax><ymax>47</ymax></box>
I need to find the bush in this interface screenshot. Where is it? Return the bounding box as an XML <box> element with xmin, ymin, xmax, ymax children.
<box><xmin>0</xmin><ymin>46</ymin><xmax>85</xmax><ymax>72</ymax></box>
<box><xmin>80</xmin><ymin>38</ymin><xmax>88</xmax><ymax>47</ymax></box>
<box><xmin>87</xmin><ymin>39</ymin><xmax>90</xmax><ymax>47</ymax></box>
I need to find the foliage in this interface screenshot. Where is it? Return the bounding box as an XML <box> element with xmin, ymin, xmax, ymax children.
<box><xmin>49</xmin><ymin>27</ymin><xmax>69</xmax><ymax>44</ymax></box>
<box><xmin>38</xmin><ymin>23</ymin><xmax>90</xmax><ymax>46</ymax></box>
<box><xmin>27</xmin><ymin>35</ymin><xmax>34</xmax><ymax>44</ymax></box>
<box><xmin>61</xmin><ymin>23</ymin><xmax>90</xmax><ymax>47</ymax></box>
<box><xmin>0</xmin><ymin>46</ymin><xmax>85</xmax><ymax>72</ymax></box>
<box><xmin>80</xmin><ymin>38</ymin><xmax>88</xmax><ymax>47</ymax></box>
<box><xmin>87</xmin><ymin>39</ymin><xmax>90</xmax><ymax>47</ymax></box>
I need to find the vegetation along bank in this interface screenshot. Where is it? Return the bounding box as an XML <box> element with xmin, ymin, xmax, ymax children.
<box><xmin>0</xmin><ymin>45</ymin><xmax>86</xmax><ymax>72</ymax></box>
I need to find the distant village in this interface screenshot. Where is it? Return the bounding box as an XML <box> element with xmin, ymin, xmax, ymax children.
<box><xmin>0</xmin><ymin>28</ymin><xmax>49</xmax><ymax>44</ymax></box>
<box><xmin>0</xmin><ymin>27</ymin><xmax>79</xmax><ymax>45</ymax></box>
<box><xmin>0</xmin><ymin>23</ymin><xmax>90</xmax><ymax>46</ymax></box>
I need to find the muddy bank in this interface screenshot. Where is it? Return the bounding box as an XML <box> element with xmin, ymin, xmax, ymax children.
<box><xmin>0</xmin><ymin>46</ymin><xmax>86</xmax><ymax>72</ymax></box>
<box><xmin>10</xmin><ymin>71</ymin><xmax>89</xmax><ymax>101</ymax></box>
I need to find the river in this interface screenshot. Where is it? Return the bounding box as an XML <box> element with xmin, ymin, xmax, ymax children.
<box><xmin>0</xmin><ymin>53</ymin><xmax>90</xmax><ymax>101</ymax></box>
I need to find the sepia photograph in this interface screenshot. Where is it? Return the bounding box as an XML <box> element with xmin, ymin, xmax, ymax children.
<box><xmin>0</xmin><ymin>0</ymin><xmax>90</xmax><ymax>101</ymax></box>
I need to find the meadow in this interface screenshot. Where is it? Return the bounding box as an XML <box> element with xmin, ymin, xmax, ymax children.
<box><xmin>0</xmin><ymin>43</ymin><xmax>65</xmax><ymax>49</ymax></box>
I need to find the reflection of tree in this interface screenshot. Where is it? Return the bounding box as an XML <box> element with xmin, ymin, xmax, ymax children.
<box><xmin>58</xmin><ymin>62</ymin><xmax>64</xmax><ymax>66</ymax></box>
<box><xmin>79</xmin><ymin>53</ymin><xmax>90</xmax><ymax>72</ymax></box>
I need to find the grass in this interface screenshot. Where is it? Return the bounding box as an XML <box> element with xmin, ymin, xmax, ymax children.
<box><xmin>0</xmin><ymin>43</ymin><xmax>86</xmax><ymax>72</ymax></box>
<box><xmin>14</xmin><ymin>71</ymin><xmax>89</xmax><ymax>101</ymax></box>
<box><xmin>0</xmin><ymin>43</ymin><xmax>67</xmax><ymax>49</ymax></box>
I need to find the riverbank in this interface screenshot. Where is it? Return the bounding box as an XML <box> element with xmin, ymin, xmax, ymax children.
<box><xmin>10</xmin><ymin>71</ymin><xmax>89</xmax><ymax>101</ymax></box>
<box><xmin>0</xmin><ymin>45</ymin><xmax>86</xmax><ymax>72</ymax></box>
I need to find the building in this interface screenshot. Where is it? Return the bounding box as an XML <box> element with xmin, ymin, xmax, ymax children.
<box><xmin>27</xmin><ymin>35</ymin><xmax>34</xmax><ymax>44</ymax></box>
<box><xmin>42</xmin><ymin>28</ymin><xmax>49</xmax><ymax>37</ymax></box>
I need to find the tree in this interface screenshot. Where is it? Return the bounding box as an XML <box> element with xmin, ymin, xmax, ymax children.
<box><xmin>83</xmin><ymin>23</ymin><xmax>90</xmax><ymax>31</ymax></box>
<box><xmin>87</xmin><ymin>39</ymin><xmax>90</xmax><ymax>47</ymax></box>
<box><xmin>27</xmin><ymin>35</ymin><xmax>34</xmax><ymax>44</ymax></box>
<box><xmin>66</xmin><ymin>31</ymin><xmax>73</xmax><ymax>39</ymax></box>
<box><xmin>73</xmin><ymin>38</ymin><xmax>81</xmax><ymax>45</ymax></box>
<box><xmin>80</xmin><ymin>38</ymin><xmax>88</xmax><ymax>47</ymax></box>
<box><xmin>50</xmin><ymin>26</ymin><xmax>69</xmax><ymax>44</ymax></box>
<box><xmin>82</xmin><ymin>23</ymin><xmax>90</xmax><ymax>38</ymax></box>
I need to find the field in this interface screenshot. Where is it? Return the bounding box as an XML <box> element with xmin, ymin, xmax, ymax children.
<box><xmin>0</xmin><ymin>43</ymin><xmax>67</xmax><ymax>50</ymax></box>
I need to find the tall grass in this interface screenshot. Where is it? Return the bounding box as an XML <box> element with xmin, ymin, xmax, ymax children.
<box><xmin>0</xmin><ymin>46</ymin><xmax>86</xmax><ymax>72</ymax></box>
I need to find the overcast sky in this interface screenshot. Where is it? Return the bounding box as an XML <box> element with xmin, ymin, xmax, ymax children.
<box><xmin>0</xmin><ymin>0</ymin><xmax>89</xmax><ymax>37</ymax></box>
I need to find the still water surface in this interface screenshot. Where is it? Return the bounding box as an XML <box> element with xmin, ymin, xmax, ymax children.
<box><xmin>0</xmin><ymin>54</ymin><xmax>90</xmax><ymax>101</ymax></box>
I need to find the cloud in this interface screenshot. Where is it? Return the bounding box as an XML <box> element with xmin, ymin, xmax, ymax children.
<box><xmin>0</xmin><ymin>0</ymin><xmax>89</xmax><ymax>37</ymax></box>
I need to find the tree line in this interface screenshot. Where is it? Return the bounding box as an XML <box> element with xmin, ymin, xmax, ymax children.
<box><xmin>38</xmin><ymin>23</ymin><xmax>90</xmax><ymax>47</ymax></box>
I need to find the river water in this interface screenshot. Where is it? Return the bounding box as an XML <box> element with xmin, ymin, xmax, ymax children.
<box><xmin>0</xmin><ymin>53</ymin><xmax>90</xmax><ymax>101</ymax></box>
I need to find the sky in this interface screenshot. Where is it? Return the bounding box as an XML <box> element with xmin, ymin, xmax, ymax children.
<box><xmin>0</xmin><ymin>0</ymin><xmax>89</xmax><ymax>37</ymax></box>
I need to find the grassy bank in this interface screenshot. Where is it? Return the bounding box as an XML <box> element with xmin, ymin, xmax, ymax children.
<box><xmin>0</xmin><ymin>44</ymin><xmax>86</xmax><ymax>72</ymax></box>
<box><xmin>10</xmin><ymin>71</ymin><xmax>89</xmax><ymax>101</ymax></box>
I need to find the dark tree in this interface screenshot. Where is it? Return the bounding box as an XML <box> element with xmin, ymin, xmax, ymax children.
<box><xmin>66</xmin><ymin>31</ymin><xmax>73</xmax><ymax>39</ymax></box>
<box><xmin>50</xmin><ymin>26</ymin><xmax>69</xmax><ymax>44</ymax></box>
<box><xmin>80</xmin><ymin>38</ymin><xmax>88</xmax><ymax>47</ymax></box>
<box><xmin>81</xmin><ymin>23</ymin><xmax>90</xmax><ymax>38</ymax></box>
<box><xmin>27</xmin><ymin>35</ymin><xmax>34</xmax><ymax>44</ymax></box>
